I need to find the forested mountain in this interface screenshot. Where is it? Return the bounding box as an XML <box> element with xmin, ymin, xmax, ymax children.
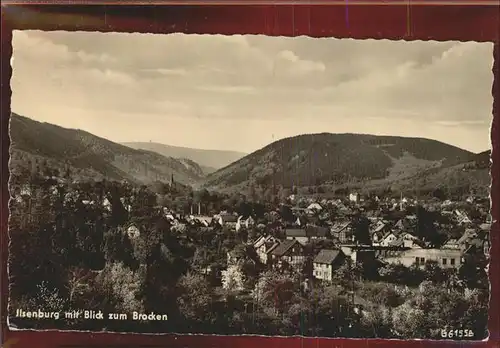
<box><xmin>203</xmin><ymin>133</ymin><xmax>487</xmax><ymax>196</ymax></box>
<box><xmin>9</xmin><ymin>113</ymin><xmax>204</xmax><ymax>186</ymax></box>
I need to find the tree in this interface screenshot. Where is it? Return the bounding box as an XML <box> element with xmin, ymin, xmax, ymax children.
<box><xmin>309</xmin><ymin>283</ymin><xmax>357</xmax><ymax>337</ymax></box>
<box><xmin>432</xmin><ymin>188</ymin><xmax>447</xmax><ymax>201</ymax></box>
<box><xmin>236</xmin><ymin>201</ymin><xmax>253</xmax><ymax>218</ymax></box>
<box><xmin>458</xmin><ymin>259</ymin><xmax>489</xmax><ymax>290</ymax></box>
<box><xmin>252</xmin><ymin>270</ymin><xmax>298</xmax><ymax>316</ymax></box>
<box><xmin>248</xmin><ymin>183</ymin><xmax>258</xmax><ymax>203</ymax></box>
<box><xmin>351</xmin><ymin>214</ymin><xmax>371</xmax><ymax>245</ymax></box>
<box><xmin>423</xmin><ymin>260</ymin><xmax>447</xmax><ymax>283</ymax></box>
<box><xmin>221</xmin><ymin>265</ymin><xmax>245</xmax><ymax>292</ymax></box>
<box><xmin>97</xmin><ymin>262</ymin><xmax>146</xmax><ymax>314</ymax></box>
<box><xmin>279</xmin><ymin>188</ymin><xmax>291</xmax><ymax>203</ymax></box>
<box><xmin>279</xmin><ymin>205</ymin><xmax>295</xmax><ymax>224</ymax></box>
<box><xmin>378</xmin><ymin>263</ymin><xmax>425</xmax><ymax>286</ymax></box>
<box><xmin>333</xmin><ymin>259</ymin><xmax>364</xmax><ymax>285</ymax></box>
<box><xmin>176</xmin><ymin>273</ymin><xmax>214</xmax><ymax>329</ymax></box>
<box><xmin>66</xmin><ymin>267</ymin><xmax>95</xmax><ymax>305</ymax></box>
<box><xmin>391</xmin><ymin>301</ymin><xmax>427</xmax><ymax>338</ymax></box>
<box><xmin>359</xmin><ymin>304</ymin><xmax>393</xmax><ymax>338</ymax></box>
<box><xmin>413</xmin><ymin>206</ymin><xmax>446</xmax><ymax>247</ymax></box>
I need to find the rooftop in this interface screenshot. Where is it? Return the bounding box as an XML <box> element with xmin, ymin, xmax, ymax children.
<box><xmin>271</xmin><ymin>239</ymin><xmax>302</xmax><ymax>257</ymax></box>
<box><xmin>313</xmin><ymin>249</ymin><xmax>343</xmax><ymax>265</ymax></box>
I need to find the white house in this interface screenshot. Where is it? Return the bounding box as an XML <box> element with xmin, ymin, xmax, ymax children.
<box><xmin>384</xmin><ymin>248</ymin><xmax>463</xmax><ymax>269</ymax></box>
<box><xmin>455</xmin><ymin>210</ymin><xmax>472</xmax><ymax>225</ymax></box>
<box><xmin>236</xmin><ymin>215</ymin><xmax>255</xmax><ymax>231</ymax></box>
<box><xmin>126</xmin><ymin>224</ymin><xmax>141</xmax><ymax>240</ymax></box>
<box><xmin>380</xmin><ymin>232</ymin><xmax>398</xmax><ymax>247</ymax></box>
<box><xmin>218</xmin><ymin>214</ymin><xmax>239</xmax><ymax>229</ymax></box>
<box><xmin>254</xmin><ymin>235</ymin><xmax>279</xmax><ymax>265</ymax></box>
<box><xmin>443</xmin><ymin>238</ymin><xmax>461</xmax><ymax>250</ymax></box>
<box><xmin>349</xmin><ymin>192</ymin><xmax>360</xmax><ymax>203</ymax></box>
<box><xmin>295</xmin><ymin>216</ymin><xmax>303</xmax><ymax>226</ymax></box>
<box><xmin>193</xmin><ymin>215</ymin><xmax>213</xmax><ymax>227</ymax></box>
<box><xmin>20</xmin><ymin>185</ymin><xmax>32</xmax><ymax>196</ymax></box>
<box><xmin>306</xmin><ymin>203</ymin><xmax>323</xmax><ymax>213</ymax></box>
<box><xmin>103</xmin><ymin>198</ymin><xmax>112</xmax><ymax>212</ymax></box>
<box><xmin>401</xmin><ymin>233</ymin><xmax>420</xmax><ymax>248</ymax></box>
<box><xmin>313</xmin><ymin>249</ymin><xmax>345</xmax><ymax>282</ymax></box>
<box><xmin>285</xmin><ymin>228</ymin><xmax>310</xmax><ymax>245</ymax></box>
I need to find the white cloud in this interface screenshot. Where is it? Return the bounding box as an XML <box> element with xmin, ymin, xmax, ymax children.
<box><xmin>196</xmin><ymin>85</ymin><xmax>258</xmax><ymax>94</ymax></box>
<box><xmin>10</xmin><ymin>31</ymin><xmax>493</xmax><ymax>153</ymax></box>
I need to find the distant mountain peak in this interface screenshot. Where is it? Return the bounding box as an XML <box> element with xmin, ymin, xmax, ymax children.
<box><xmin>122</xmin><ymin>141</ymin><xmax>247</xmax><ymax>173</ymax></box>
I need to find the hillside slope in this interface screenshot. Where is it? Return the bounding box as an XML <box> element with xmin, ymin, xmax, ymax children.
<box><xmin>203</xmin><ymin>133</ymin><xmax>480</xmax><ymax>194</ymax></box>
<box><xmin>9</xmin><ymin>113</ymin><xmax>204</xmax><ymax>186</ymax></box>
<box><xmin>122</xmin><ymin>142</ymin><xmax>247</xmax><ymax>173</ymax></box>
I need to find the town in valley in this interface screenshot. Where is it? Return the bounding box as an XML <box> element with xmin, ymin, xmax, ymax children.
<box><xmin>8</xmin><ymin>139</ymin><xmax>490</xmax><ymax>338</ymax></box>
<box><xmin>8</xmin><ymin>31</ymin><xmax>492</xmax><ymax>340</ymax></box>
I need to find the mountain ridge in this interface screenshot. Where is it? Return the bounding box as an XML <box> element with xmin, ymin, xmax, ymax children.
<box><xmin>9</xmin><ymin>113</ymin><xmax>204</xmax><ymax>186</ymax></box>
<box><xmin>202</xmin><ymin>132</ymin><xmax>489</xmax><ymax>196</ymax></box>
<box><xmin>8</xmin><ymin>115</ymin><xmax>490</xmax><ymax>198</ymax></box>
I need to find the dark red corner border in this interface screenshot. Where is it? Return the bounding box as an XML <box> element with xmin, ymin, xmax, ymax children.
<box><xmin>1</xmin><ymin>4</ymin><xmax>500</xmax><ymax>348</ymax></box>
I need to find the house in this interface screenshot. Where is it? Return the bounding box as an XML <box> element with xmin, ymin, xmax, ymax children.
<box><xmin>193</xmin><ymin>215</ymin><xmax>213</xmax><ymax>227</ymax></box>
<box><xmin>483</xmin><ymin>233</ymin><xmax>491</xmax><ymax>258</ymax></box>
<box><xmin>349</xmin><ymin>192</ymin><xmax>360</xmax><ymax>203</ymax></box>
<box><xmin>370</xmin><ymin>220</ymin><xmax>391</xmax><ymax>245</ymax></box>
<box><xmin>455</xmin><ymin>210</ymin><xmax>472</xmax><ymax>225</ymax></box>
<box><xmin>318</xmin><ymin>211</ymin><xmax>331</xmax><ymax>221</ymax></box>
<box><xmin>254</xmin><ymin>235</ymin><xmax>280</xmax><ymax>265</ymax></box>
<box><xmin>19</xmin><ymin>185</ymin><xmax>32</xmax><ymax>197</ymax></box>
<box><xmin>371</xmin><ymin>231</ymin><xmax>384</xmax><ymax>246</ymax></box>
<box><xmin>340</xmin><ymin>244</ymin><xmax>377</xmax><ymax>264</ymax></box>
<box><xmin>442</xmin><ymin>199</ymin><xmax>453</xmax><ymax>207</ymax></box>
<box><xmin>393</xmin><ymin>219</ymin><xmax>410</xmax><ymax>232</ymax></box>
<box><xmin>463</xmin><ymin>237</ymin><xmax>490</xmax><ymax>262</ymax></box>
<box><xmin>218</xmin><ymin>214</ymin><xmax>239</xmax><ymax>229</ymax></box>
<box><xmin>125</xmin><ymin>224</ymin><xmax>140</xmax><ymax>240</ymax></box>
<box><xmin>102</xmin><ymin>198</ymin><xmax>112</xmax><ymax>212</ymax></box>
<box><xmin>306</xmin><ymin>203</ymin><xmax>323</xmax><ymax>214</ymax></box>
<box><xmin>479</xmin><ymin>223</ymin><xmax>491</xmax><ymax>232</ymax></box>
<box><xmin>270</xmin><ymin>239</ymin><xmax>306</xmax><ymax>271</ymax></box>
<box><xmin>400</xmin><ymin>233</ymin><xmax>420</xmax><ymax>248</ymax></box>
<box><xmin>305</xmin><ymin>225</ymin><xmax>329</xmax><ymax>241</ymax></box>
<box><xmin>285</xmin><ymin>225</ymin><xmax>329</xmax><ymax>245</ymax></box>
<box><xmin>253</xmin><ymin>235</ymin><xmax>267</xmax><ymax>249</ymax></box>
<box><xmin>313</xmin><ymin>249</ymin><xmax>346</xmax><ymax>282</ymax></box>
<box><xmin>330</xmin><ymin>222</ymin><xmax>354</xmax><ymax>243</ymax></box>
<box><xmin>236</xmin><ymin>215</ymin><xmax>255</xmax><ymax>231</ymax></box>
<box><xmin>379</xmin><ymin>232</ymin><xmax>398</xmax><ymax>247</ymax></box>
<box><xmin>386</xmin><ymin>233</ymin><xmax>421</xmax><ymax>249</ymax></box>
<box><xmin>295</xmin><ymin>216</ymin><xmax>305</xmax><ymax>226</ymax></box>
<box><xmin>383</xmin><ymin>248</ymin><xmax>463</xmax><ymax>269</ymax></box>
<box><xmin>285</xmin><ymin>228</ymin><xmax>310</xmax><ymax>245</ymax></box>
<box><xmin>443</xmin><ymin>238</ymin><xmax>461</xmax><ymax>250</ymax></box>
<box><xmin>456</xmin><ymin>229</ymin><xmax>478</xmax><ymax>250</ymax></box>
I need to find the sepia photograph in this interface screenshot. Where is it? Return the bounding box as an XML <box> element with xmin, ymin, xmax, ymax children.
<box><xmin>7</xmin><ymin>30</ymin><xmax>492</xmax><ymax>339</ymax></box>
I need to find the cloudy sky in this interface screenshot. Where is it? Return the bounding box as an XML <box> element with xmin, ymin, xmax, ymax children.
<box><xmin>11</xmin><ymin>30</ymin><xmax>493</xmax><ymax>154</ymax></box>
